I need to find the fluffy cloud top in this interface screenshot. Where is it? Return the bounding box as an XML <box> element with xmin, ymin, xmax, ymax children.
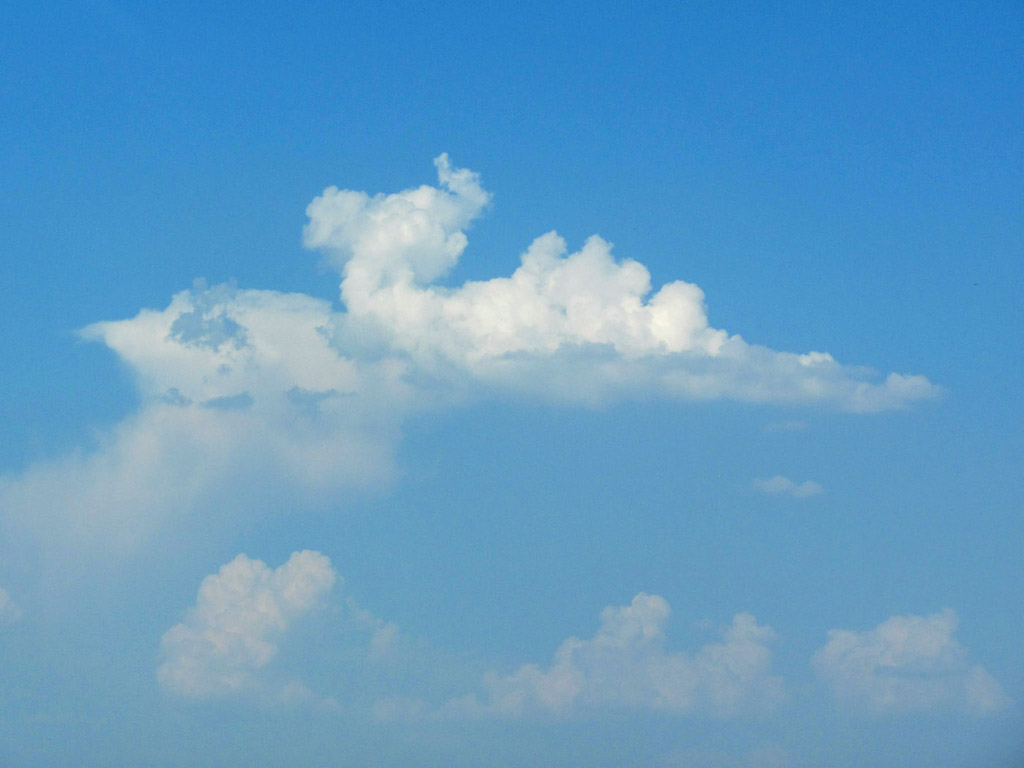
<box><xmin>446</xmin><ymin>594</ymin><xmax>785</xmax><ymax>718</ymax></box>
<box><xmin>812</xmin><ymin>609</ymin><xmax>1011</xmax><ymax>715</ymax></box>
<box><xmin>158</xmin><ymin>550</ymin><xmax>337</xmax><ymax>698</ymax></box>
<box><xmin>303</xmin><ymin>155</ymin><xmax>938</xmax><ymax>410</ymax></box>
<box><xmin>305</xmin><ymin>154</ymin><xmax>491</xmax><ymax>286</ymax></box>
<box><xmin>753</xmin><ymin>475</ymin><xmax>824</xmax><ymax>498</ymax></box>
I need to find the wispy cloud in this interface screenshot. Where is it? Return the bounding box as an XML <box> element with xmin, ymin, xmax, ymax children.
<box><xmin>306</xmin><ymin>155</ymin><xmax>939</xmax><ymax>410</ymax></box>
<box><xmin>0</xmin><ymin>587</ymin><xmax>21</xmax><ymax>624</ymax></box>
<box><xmin>812</xmin><ymin>609</ymin><xmax>1011</xmax><ymax>715</ymax></box>
<box><xmin>753</xmin><ymin>475</ymin><xmax>824</xmax><ymax>498</ymax></box>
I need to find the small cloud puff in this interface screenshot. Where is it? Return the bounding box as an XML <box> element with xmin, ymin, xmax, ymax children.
<box><xmin>444</xmin><ymin>594</ymin><xmax>785</xmax><ymax>719</ymax></box>
<box><xmin>812</xmin><ymin>609</ymin><xmax>1011</xmax><ymax>715</ymax></box>
<box><xmin>344</xmin><ymin>596</ymin><xmax>402</xmax><ymax>662</ymax></box>
<box><xmin>157</xmin><ymin>550</ymin><xmax>337</xmax><ymax>700</ymax></box>
<box><xmin>0</xmin><ymin>587</ymin><xmax>22</xmax><ymax>624</ymax></box>
<box><xmin>754</xmin><ymin>475</ymin><xmax>824</xmax><ymax>498</ymax></box>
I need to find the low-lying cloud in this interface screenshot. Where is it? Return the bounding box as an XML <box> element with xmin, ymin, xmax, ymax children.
<box><xmin>158</xmin><ymin>550</ymin><xmax>337</xmax><ymax>700</ymax></box>
<box><xmin>443</xmin><ymin>593</ymin><xmax>786</xmax><ymax>718</ymax></box>
<box><xmin>153</xmin><ymin>557</ymin><xmax>1011</xmax><ymax>724</ymax></box>
<box><xmin>812</xmin><ymin>609</ymin><xmax>1011</xmax><ymax>715</ymax></box>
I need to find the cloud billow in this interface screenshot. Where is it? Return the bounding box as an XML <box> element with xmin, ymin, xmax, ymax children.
<box><xmin>304</xmin><ymin>155</ymin><xmax>939</xmax><ymax>410</ymax></box>
<box><xmin>812</xmin><ymin>609</ymin><xmax>1011</xmax><ymax>715</ymax></box>
<box><xmin>158</xmin><ymin>550</ymin><xmax>337</xmax><ymax>700</ymax></box>
<box><xmin>442</xmin><ymin>594</ymin><xmax>786</xmax><ymax>719</ymax></box>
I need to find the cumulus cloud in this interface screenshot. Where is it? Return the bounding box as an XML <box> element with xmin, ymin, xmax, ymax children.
<box><xmin>812</xmin><ymin>609</ymin><xmax>1011</xmax><ymax>715</ymax></box>
<box><xmin>158</xmin><ymin>550</ymin><xmax>337</xmax><ymax>699</ymax></box>
<box><xmin>753</xmin><ymin>475</ymin><xmax>824</xmax><ymax>498</ymax></box>
<box><xmin>305</xmin><ymin>154</ymin><xmax>491</xmax><ymax>286</ymax></box>
<box><xmin>444</xmin><ymin>594</ymin><xmax>785</xmax><ymax>718</ymax></box>
<box><xmin>0</xmin><ymin>587</ymin><xmax>22</xmax><ymax>624</ymax></box>
<box><xmin>0</xmin><ymin>155</ymin><xmax>938</xmax><ymax>560</ymax></box>
<box><xmin>304</xmin><ymin>156</ymin><xmax>939</xmax><ymax>410</ymax></box>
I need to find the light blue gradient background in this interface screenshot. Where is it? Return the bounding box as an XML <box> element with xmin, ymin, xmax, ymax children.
<box><xmin>1</xmin><ymin>2</ymin><xmax>1021</xmax><ymax>766</ymax></box>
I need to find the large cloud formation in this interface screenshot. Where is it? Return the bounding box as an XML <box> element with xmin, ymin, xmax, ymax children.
<box><xmin>87</xmin><ymin>153</ymin><xmax>941</xmax><ymax>416</ymax></box>
<box><xmin>443</xmin><ymin>594</ymin><xmax>785</xmax><ymax>718</ymax></box>
<box><xmin>158</xmin><ymin>550</ymin><xmax>337</xmax><ymax>699</ymax></box>
<box><xmin>812</xmin><ymin>609</ymin><xmax>1011</xmax><ymax>715</ymax></box>
<box><xmin>0</xmin><ymin>155</ymin><xmax>939</xmax><ymax>558</ymax></box>
<box><xmin>305</xmin><ymin>155</ymin><xmax>937</xmax><ymax>408</ymax></box>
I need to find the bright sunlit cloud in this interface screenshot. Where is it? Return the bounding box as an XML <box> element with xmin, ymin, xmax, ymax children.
<box><xmin>306</xmin><ymin>155</ymin><xmax>940</xmax><ymax>410</ymax></box>
<box><xmin>3</xmin><ymin>4</ymin><xmax>1020</xmax><ymax>764</ymax></box>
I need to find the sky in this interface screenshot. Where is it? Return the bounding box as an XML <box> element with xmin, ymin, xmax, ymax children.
<box><xmin>1</xmin><ymin>1</ymin><xmax>1022</xmax><ymax>766</ymax></box>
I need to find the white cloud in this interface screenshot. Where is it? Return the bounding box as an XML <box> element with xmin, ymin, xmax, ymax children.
<box><xmin>812</xmin><ymin>609</ymin><xmax>1011</xmax><ymax>715</ymax></box>
<box><xmin>0</xmin><ymin>587</ymin><xmax>21</xmax><ymax>624</ymax></box>
<box><xmin>304</xmin><ymin>157</ymin><xmax>938</xmax><ymax>410</ymax></box>
<box><xmin>753</xmin><ymin>475</ymin><xmax>824</xmax><ymax>498</ymax></box>
<box><xmin>304</xmin><ymin>154</ymin><xmax>491</xmax><ymax>286</ymax></box>
<box><xmin>444</xmin><ymin>594</ymin><xmax>786</xmax><ymax>718</ymax></box>
<box><xmin>0</xmin><ymin>155</ymin><xmax>939</xmax><ymax>560</ymax></box>
<box><xmin>157</xmin><ymin>550</ymin><xmax>337</xmax><ymax>699</ymax></box>
<box><xmin>0</xmin><ymin>288</ymin><xmax>410</xmax><ymax>556</ymax></box>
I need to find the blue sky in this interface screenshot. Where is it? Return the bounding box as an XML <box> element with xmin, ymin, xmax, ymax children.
<box><xmin>1</xmin><ymin>2</ymin><xmax>1022</xmax><ymax>766</ymax></box>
